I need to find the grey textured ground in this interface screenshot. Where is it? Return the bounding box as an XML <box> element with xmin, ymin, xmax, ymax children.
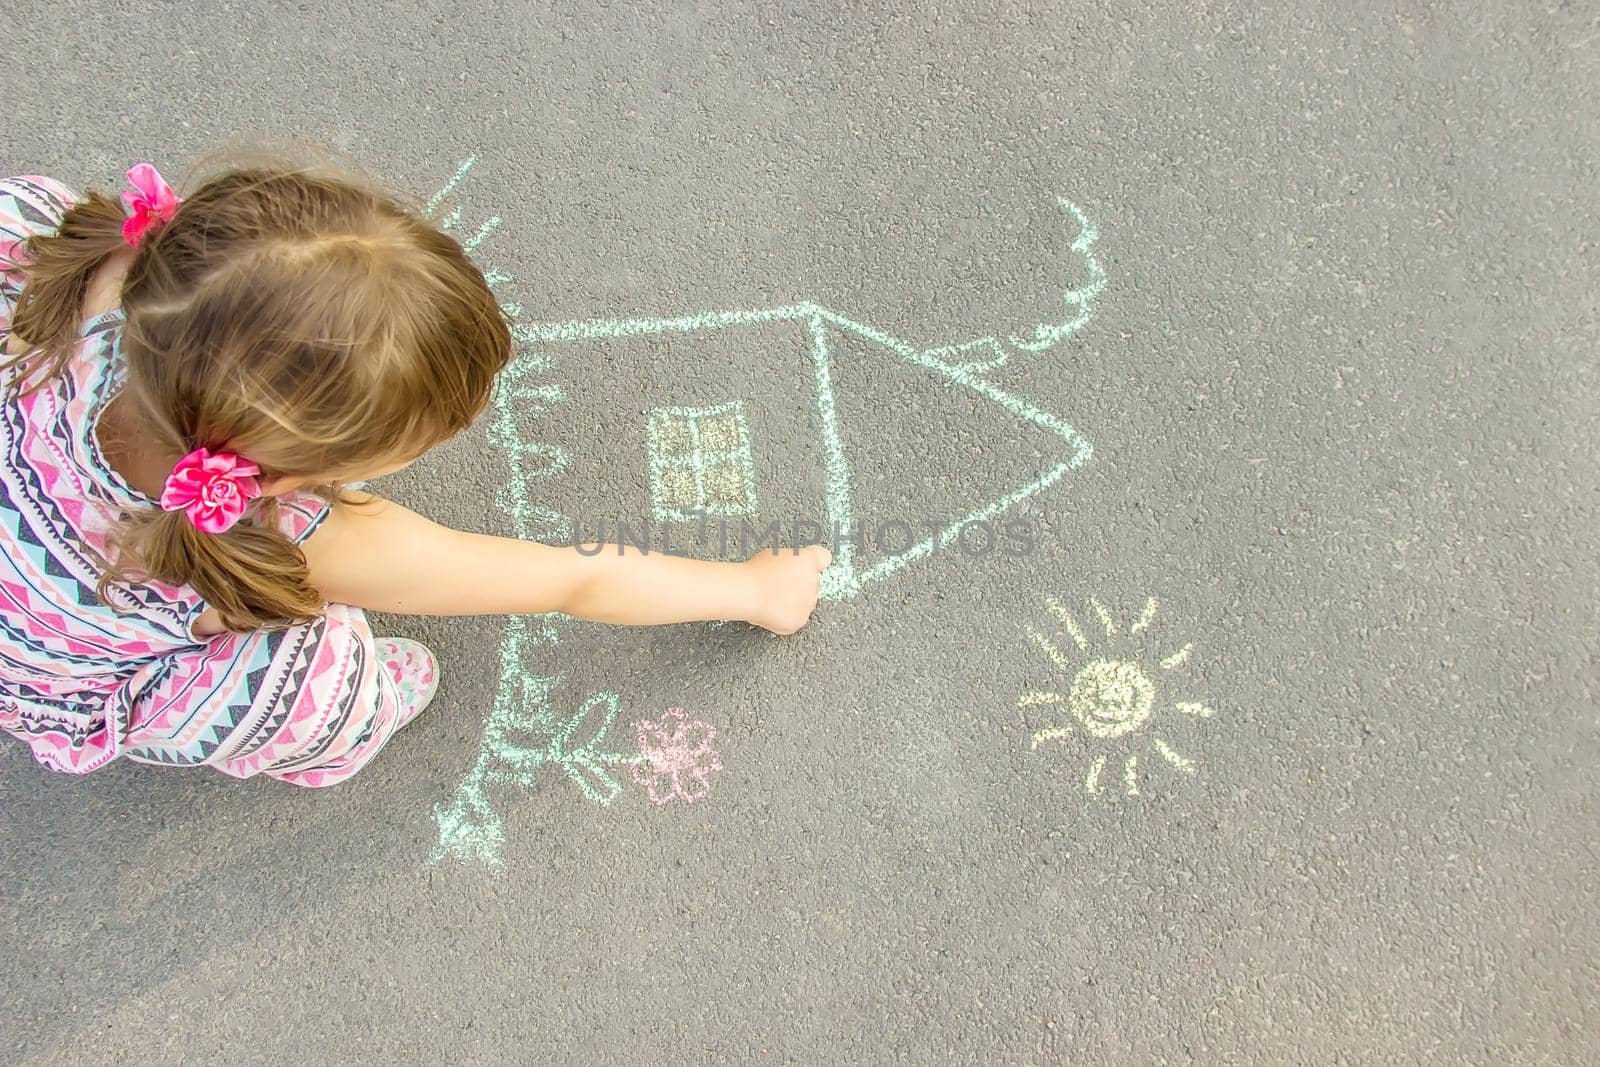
<box><xmin>2</xmin><ymin>1</ymin><xmax>1597</xmax><ymax>1062</ymax></box>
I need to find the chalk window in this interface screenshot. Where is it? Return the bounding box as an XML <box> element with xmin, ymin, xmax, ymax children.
<box><xmin>647</xmin><ymin>402</ymin><xmax>758</xmax><ymax>522</ymax></box>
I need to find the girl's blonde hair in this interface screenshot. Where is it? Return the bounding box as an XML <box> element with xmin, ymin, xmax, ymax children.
<box><xmin>4</xmin><ymin>153</ymin><xmax>511</xmax><ymax>631</ymax></box>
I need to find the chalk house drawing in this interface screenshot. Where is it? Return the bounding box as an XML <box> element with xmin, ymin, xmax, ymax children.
<box><xmin>517</xmin><ymin>199</ymin><xmax>1106</xmax><ymax>604</ymax></box>
<box><xmin>1020</xmin><ymin>596</ymin><xmax>1217</xmax><ymax>798</ymax></box>
<box><xmin>426</xmin><ymin>156</ymin><xmax>1108</xmax><ymax>864</ymax></box>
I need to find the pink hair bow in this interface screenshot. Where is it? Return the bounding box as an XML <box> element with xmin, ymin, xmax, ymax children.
<box><xmin>159</xmin><ymin>448</ymin><xmax>262</xmax><ymax>534</ymax></box>
<box><xmin>120</xmin><ymin>163</ymin><xmax>181</xmax><ymax>246</ymax></box>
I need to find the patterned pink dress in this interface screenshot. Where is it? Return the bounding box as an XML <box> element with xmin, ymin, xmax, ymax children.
<box><xmin>0</xmin><ymin>175</ymin><xmax>431</xmax><ymax>786</ymax></box>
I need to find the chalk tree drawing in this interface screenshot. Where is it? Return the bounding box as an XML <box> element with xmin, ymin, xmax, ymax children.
<box><xmin>426</xmin><ymin>156</ymin><xmax>1107</xmax><ymax>863</ymax></box>
<box><xmin>424</xmin><ymin>159</ymin><xmax>629</xmax><ymax>863</ymax></box>
<box><xmin>1020</xmin><ymin>596</ymin><xmax>1217</xmax><ymax>798</ymax></box>
<box><xmin>428</xmin><ymin>159</ymin><xmax>740</xmax><ymax>864</ymax></box>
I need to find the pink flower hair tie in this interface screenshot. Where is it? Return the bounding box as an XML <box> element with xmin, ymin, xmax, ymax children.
<box><xmin>159</xmin><ymin>448</ymin><xmax>262</xmax><ymax>534</ymax></box>
<box><xmin>120</xmin><ymin>163</ymin><xmax>181</xmax><ymax>246</ymax></box>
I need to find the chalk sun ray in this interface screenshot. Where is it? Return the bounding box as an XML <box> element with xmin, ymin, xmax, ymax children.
<box><xmin>1160</xmin><ymin>644</ymin><xmax>1192</xmax><ymax>670</ymax></box>
<box><xmin>1084</xmin><ymin>754</ymin><xmax>1106</xmax><ymax>794</ymax></box>
<box><xmin>1043</xmin><ymin>596</ymin><xmax>1088</xmax><ymax>650</ymax></box>
<box><xmin>1027</xmin><ymin>628</ymin><xmax>1073</xmax><ymax>670</ymax></box>
<box><xmin>1153</xmin><ymin>737</ymin><xmax>1195</xmax><ymax>774</ymax></box>
<box><xmin>1089</xmin><ymin>596</ymin><xmax>1116</xmax><ymax>636</ymax></box>
<box><xmin>1031</xmin><ymin>727</ymin><xmax>1073</xmax><ymax>749</ymax></box>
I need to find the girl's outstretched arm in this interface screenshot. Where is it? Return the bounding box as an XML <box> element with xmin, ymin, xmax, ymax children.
<box><xmin>298</xmin><ymin>492</ymin><xmax>829</xmax><ymax>634</ymax></box>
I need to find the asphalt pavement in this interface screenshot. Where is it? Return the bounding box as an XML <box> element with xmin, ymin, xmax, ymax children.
<box><xmin>2</xmin><ymin>1</ymin><xmax>1596</xmax><ymax>1062</ymax></box>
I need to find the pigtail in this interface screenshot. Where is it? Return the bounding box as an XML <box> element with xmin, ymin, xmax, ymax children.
<box><xmin>61</xmin><ymin>157</ymin><xmax>510</xmax><ymax>634</ymax></box>
<box><xmin>4</xmin><ymin>192</ymin><xmax>130</xmax><ymax>395</ymax></box>
<box><xmin>101</xmin><ymin>501</ymin><xmax>325</xmax><ymax>633</ymax></box>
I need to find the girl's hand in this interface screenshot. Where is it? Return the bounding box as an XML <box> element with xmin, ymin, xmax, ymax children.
<box><xmin>742</xmin><ymin>545</ymin><xmax>832</xmax><ymax>634</ymax></box>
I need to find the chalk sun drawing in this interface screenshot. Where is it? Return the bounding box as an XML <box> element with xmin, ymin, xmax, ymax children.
<box><xmin>1019</xmin><ymin>596</ymin><xmax>1216</xmax><ymax>798</ymax></box>
<box><xmin>428</xmin><ymin>155</ymin><xmax>1107</xmax><ymax>863</ymax></box>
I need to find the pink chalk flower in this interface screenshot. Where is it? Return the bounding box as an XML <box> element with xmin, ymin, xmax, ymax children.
<box><xmin>632</xmin><ymin>708</ymin><xmax>723</xmax><ymax>806</ymax></box>
<box><xmin>120</xmin><ymin>163</ymin><xmax>181</xmax><ymax>246</ymax></box>
<box><xmin>159</xmin><ymin>448</ymin><xmax>262</xmax><ymax>534</ymax></box>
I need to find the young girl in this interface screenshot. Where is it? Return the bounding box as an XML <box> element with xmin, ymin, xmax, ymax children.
<box><xmin>0</xmin><ymin>161</ymin><xmax>828</xmax><ymax>786</ymax></box>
